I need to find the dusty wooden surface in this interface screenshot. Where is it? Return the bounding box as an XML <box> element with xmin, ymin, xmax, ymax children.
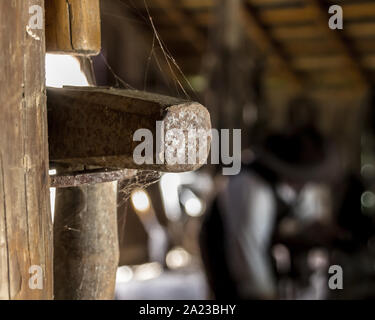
<box><xmin>54</xmin><ymin>182</ymin><xmax>119</xmax><ymax>300</ymax></box>
<box><xmin>45</xmin><ymin>0</ymin><xmax>101</xmax><ymax>55</ymax></box>
<box><xmin>0</xmin><ymin>0</ymin><xmax>53</xmax><ymax>299</ymax></box>
<box><xmin>47</xmin><ymin>86</ymin><xmax>211</xmax><ymax>172</ymax></box>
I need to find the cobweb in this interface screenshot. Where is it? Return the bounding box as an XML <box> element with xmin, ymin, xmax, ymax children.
<box><xmin>97</xmin><ymin>0</ymin><xmax>199</xmax><ymax>206</ymax></box>
<box><xmin>100</xmin><ymin>0</ymin><xmax>199</xmax><ymax>101</ymax></box>
<box><xmin>117</xmin><ymin>170</ymin><xmax>161</xmax><ymax>207</ymax></box>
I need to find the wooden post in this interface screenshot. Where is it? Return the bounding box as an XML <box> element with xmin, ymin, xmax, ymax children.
<box><xmin>0</xmin><ymin>0</ymin><xmax>53</xmax><ymax>299</ymax></box>
<box><xmin>54</xmin><ymin>182</ymin><xmax>119</xmax><ymax>300</ymax></box>
<box><xmin>45</xmin><ymin>0</ymin><xmax>101</xmax><ymax>55</ymax></box>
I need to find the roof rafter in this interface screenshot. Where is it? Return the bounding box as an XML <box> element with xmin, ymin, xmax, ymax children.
<box><xmin>151</xmin><ymin>0</ymin><xmax>206</xmax><ymax>52</ymax></box>
<box><xmin>306</xmin><ymin>0</ymin><xmax>370</xmax><ymax>88</ymax></box>
<box><xmin>240</xmin><ymin>2</ymin><xmax>301</xmax><ymax>85</ymax></box>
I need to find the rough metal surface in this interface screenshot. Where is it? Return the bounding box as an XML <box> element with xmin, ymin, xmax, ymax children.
<box><xmin>47</xmin><ymin>86</ymin><xmax>211</xmax><ymax>172</ymax></box>
<box><xmin>50</xmin><ymin>168</ymin><xmax>138</xmax><ymax>188</ymax></box>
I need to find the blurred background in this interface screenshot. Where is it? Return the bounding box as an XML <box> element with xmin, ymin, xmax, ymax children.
<box><xmin>47</xmin><ymin>0</ymin><xmax>375</xmax><ymax>300</ymax></box>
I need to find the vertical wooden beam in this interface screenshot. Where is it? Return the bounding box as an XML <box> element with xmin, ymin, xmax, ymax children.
<box><xmin>0</xmin><ymin>0</ymin><xmax>53</xmax><ymax>299</ymax></box>
<box><xmin>54</xmin><ymin>182</ymin><xmax>119</xmax><ymax>300</ymax></box>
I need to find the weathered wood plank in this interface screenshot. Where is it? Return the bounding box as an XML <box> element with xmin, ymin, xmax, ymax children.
<box><xmin>45</xmin><ymin>0</ymin><xmax>101</xmax><ymax>55</ymax></box>
<box><xmin>272</xmin><ymin>25</ymin><xmax>326</xmax><ymax>41</ymax></box>
<box><xmin>47</xmin><ymin>87</ymin><xmax>211</xmax><ymax>172</ymax></box>
<box><xmin>260</xmin><ymin>2</ymin><xmax>375</xmax><ymax>26</ymax></box>
<box><xmin>0</xmin><ymin>0</ymin><xmax>53</xmax><ymax>299</ymax></box>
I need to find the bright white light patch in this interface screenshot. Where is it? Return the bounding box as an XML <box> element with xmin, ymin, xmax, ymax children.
<box><xmin>184</xmin><ymin>197</ymin><xmax>203</xmax><ymax>217</ymax></box>
<box><xmin>166</xmin><ymin>247</ymin><xmax>191</xmax><ymax>270</ymax></box>
<box><xmin>49</xmin><ymin>170</ymin><xmax>57</xmax><ymax>221</ymax></box>
<box><xmin>49</xmin><ymin>187</ymin><xmax>56</xmax><ymax>222</ymax></box>
<box><xmin>134</xmin><ymin>262</ymin><xmax>162</xmax><ymax>281</ymax></box>
<box><xmin>362</xmin><ymin>191</ymin><xmax>375</xmax><ymax>209</ymax></box>
<box><xmin>160</xmin><ymin>173</ymin><xmax>182</xmax><ymax>221</ymax></box>
<box><xmin>46</xmin><ymin>54</ymin><xmax>89</xmax><ymax>88</ymax></box>
<box><xmin>131</xmin><ymin>189</ymin><xmax>151</xmax><ymax>212</ymax></box>
<box><xmin>116</xmin><ymin>266</ymin><xmax>134</xmax><ymax>283</ymax></box>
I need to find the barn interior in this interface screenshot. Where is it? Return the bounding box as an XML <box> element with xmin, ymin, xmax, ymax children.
<box><xmin>84</xmin><ymin>0</ymin><xmax>374</xmax><ymax>300</ymax></box>
<box><xmin>1</xmin><ymin>0</ymin><xmax>375</xmax><ymax>300</ymax></box>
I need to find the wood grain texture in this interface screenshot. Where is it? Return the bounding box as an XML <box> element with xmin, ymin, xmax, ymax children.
<box><xmin>45</xmin><ymin>0</ymin><xmax>101</xmax><ymax>55</ymax></box>
<box><xmin>54</xmin><ymin>182</ymin><xmax>119</xmax><ymax>300</ymax></box>
<box><xmin>0</xmin><ymin>0</ymin><xmax>53</xmax><ymax>299</ymax></box>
